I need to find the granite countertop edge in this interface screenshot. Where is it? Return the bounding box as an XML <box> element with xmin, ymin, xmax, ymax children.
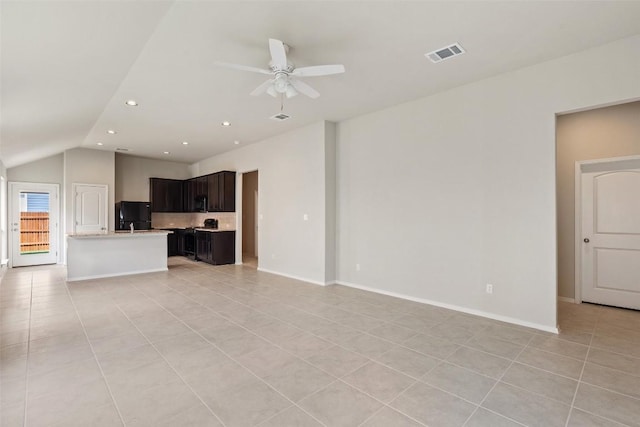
<box><xmin>67</xmin><ymin>230</ymin><xmax>172</xmax><ymax>238</ymax></box>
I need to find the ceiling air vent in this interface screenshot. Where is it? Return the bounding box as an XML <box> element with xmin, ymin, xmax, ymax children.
<box><xmin>425</xmin><ymin>43</ymin><xmax>465</xmax><ymax>63</ymax></box>
<box><xmin>270</xmin><ymin>113</ymin><xmax>291</xmax><ymax>121</ymax></box>
<box><xmin>115</xmin><ymin>148</ymin><xmax>130</xmax><ymax>152</ymax></box>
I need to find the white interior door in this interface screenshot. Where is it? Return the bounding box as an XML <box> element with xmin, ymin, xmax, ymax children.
<box><xmin>9</xmin><ymin>182</ymin><xmax>59</xmax><ymax>267</ymax></box>
<box><xmin>73</xmin><ymin>184</ymin><xmax>108</xmax><ymax>234</ymax></box>
<box><xmin>581</xmin><ymin>168</ymin><xmax>640</xmax><ymax>309</ymax></box>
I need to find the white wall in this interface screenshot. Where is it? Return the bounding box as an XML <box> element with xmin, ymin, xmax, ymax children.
<box><xmin>337</xmin><ymin>35</ymin><xmax>640</xmax><ymax>331</ymax></box>
<box><xmin>7</xmin><ymin>153</ymin><xmax>64</xmax><ymax>185</ymax></box>
<box><xmin>64</xmin><ymin>148</ymin><xmax>115</xmax><ymax>238</ymax></box>
<box><xmin>192</xmin><ymin>121</ymin><xmax>334</xmax><ymax>285</ymax></box>
<box><xmin>7</xmin><ymin>154</ymin><xmax>64</xmax><ymax>263</ymax></box>
<box><xmin>115</xmin><ymin>153</ymin><xmax>191</xmax><ymax>202</ymax></box>
<box><xmin>556</xmin><ymin>101</ymin><xmax>640</xmax><ymax>299</ymax></box>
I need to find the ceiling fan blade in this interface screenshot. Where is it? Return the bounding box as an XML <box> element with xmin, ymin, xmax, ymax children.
<box><xmin>292</xmin><ymin>64</ymin><xmax>345</xmax><ymax>77</ymax></box>
<box><xmin>215</xmin><ymin>62</ymin><xmax>273</xmax><ymax>75</ymax></box>
<box><xmin>268</xmin><ymin>39</ymin><xmax>288</xmax><ymax>69</ymax></box>
<box><xmin>250</xmin><ymin>79</ymin><xmax>275</xmax><ymax>96</ymax></box>
<box><xmin>290</xmin><ymin>79</ymin><xmax>320</xmax><ymax>99</ymax></box>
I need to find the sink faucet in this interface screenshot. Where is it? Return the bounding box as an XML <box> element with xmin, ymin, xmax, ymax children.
<box><xmin>130</xmin><ymin>222</ymin><xmax>134</xmax><ymax>233</ymax></box>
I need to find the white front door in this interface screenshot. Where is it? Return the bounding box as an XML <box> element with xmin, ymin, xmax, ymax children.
<box><xmin>581</xmin><ymin>167</ymin><xmax>640</xmax><ymax>309</ymax></box>
<box><xmin>73</xmin><ymin>184</ymin><xmax>108</xmax><ymax>234</ymax></box>
<box><xmin>9</xmin><ymin>182</ymin><xmax>59</xmax><ymax>267</ymax></box>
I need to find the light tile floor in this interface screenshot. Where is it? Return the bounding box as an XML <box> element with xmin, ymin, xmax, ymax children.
<box><xmin>1</xmin><ymin>258</ymin><xmax>640</xmax><ymax>426</ymax></box>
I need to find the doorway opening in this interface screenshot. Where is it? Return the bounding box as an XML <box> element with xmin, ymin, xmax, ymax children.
<box><xmin>9</xmin><ymin>182</ymin><xmax>59</xmax><ymax>267</ymax></box>
<box><xmin>242</xmin><ymin>170</ymin><xmax>258</xmax><ymax>268</ymax></box>
<box><xmin>556</xmin><ymin>101</ymin><xmax>640</xmax><ymax>311</ymax></box>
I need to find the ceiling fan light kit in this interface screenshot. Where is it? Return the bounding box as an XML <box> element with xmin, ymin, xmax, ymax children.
<box><xmin>216</xmin><ymin>38</ymin><xmax>345</xmax><ymax>100</ymax></box>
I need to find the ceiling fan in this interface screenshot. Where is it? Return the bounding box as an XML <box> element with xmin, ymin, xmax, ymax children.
<box><xmin>216</xmin><ymin>38</ymin><xmax>345</xmax><ymax>99</ymax></box>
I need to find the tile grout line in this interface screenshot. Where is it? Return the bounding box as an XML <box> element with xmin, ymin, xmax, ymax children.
<box><xmin>126</xmin><ymin>280</ymin><xmax>329</xmax><ymax>427</ymax></box>
<box><xmin>161</xmin><ymin>265</ymin><xmax>575</xmax><ymax>424</ymax></box>
<box><xmin>20</xmin><ymin>272</ymin><xmax>34</xmax><ymax>427</ymax></box>
<box><xmin>105</xmin><ymin>295</ymin><xmax>230</xmax><ymax>427</ymax></box>
<box><xmin>176</xmin><ymin>264</ymin><xmax>640</xmax><ymax>416</ymax></box>
<box><xmin>76</xmin><ymin>262</ymin><xmax>639</xmax><ymax>427</ymax></box>
<box><xmin>461</xmin><ymin>334</ymin><xmax>537</xmax><ymax>427</ymax></box>
<box><xmin>158</xmin><ymin>266</ymin><xmax>529</xmax><ymax>425</ymax></box>
<box><xmin>167</xmin><ymin>266</ymin><xmax>520</xmax><ymax>370</ymax></box>
<box><xmin>241</xmin><ymin>272</ymin><xmax>640</xmax><ymax>422</ymax></box>
<box><xmin>62</xmin><ymin>277</ymin><xmax>127</xmax><ymax>427</ymax></box>
<box><xmin>564</xmin><ymin>305</ymin><xmax>599</xmax><ymax>427</ymax></box>
<box><xmin>141</xmin><ymin>270</ymin><xmax>458</xmax><ymax>426</ymax></box>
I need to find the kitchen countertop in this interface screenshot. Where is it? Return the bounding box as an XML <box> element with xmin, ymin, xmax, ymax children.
<box><xmin>67</xmin><ymin>230</ymin><xmax>171</xmax><ymax>239</ymax></box>
<box><xmin>156</xmin><ymin>227</ymin><xmax>235</xmax><ymax>232</ymax></box>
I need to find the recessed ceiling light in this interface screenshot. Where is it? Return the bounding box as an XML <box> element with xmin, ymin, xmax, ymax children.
<box><xmin>163</xmin><ymin>151</ymin><xmax>170</xmax><ymax>155</ymax></box>
<box><xmin>234</xmin><ymin>140</ymin><xmax>240</xmax><ymax>145</ymax></box>
<box><xmin>107</xmin><ymin>130</ymin><xmax>117</xmax><ymax>135</ymax></box>
<box><xmin>182</xmin><ymin>141</ymin><xmax>189</xmax><ymax>145</ymax></box>
<box><xmin>221</xmin><ymin>121</ymin><xmax>231</xmax><ymax>127</ymax></box>
<box><xmin>96</xmin><ymin>142</ymin><xmax>103</xmax><ymax>146</ymax></box>
<box><xmin>125</xmin><ymin>100</ymin><xmax>138</xmax><ymax>106</ymax></box>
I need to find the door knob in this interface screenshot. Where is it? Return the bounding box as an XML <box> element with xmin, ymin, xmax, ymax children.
<box><xmin>584</xmin><ymin>238</ymin><xmax>590</xmax><ymax>243</ymax></box>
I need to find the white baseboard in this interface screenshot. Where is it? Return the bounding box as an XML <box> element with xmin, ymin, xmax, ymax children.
<box><xmin>257</xmin><ymin>267</ymin><xmax>327</xmax><ymax>287</ymax></box>
<box><xmin>66</xmin><ymin>267</ymin><xmax>168</xmax><ymax>282</ymax></box>
<box><xmin>557</xmin><ymin>296</ymin><xmax>576</xmax><ymax>303</ymax></box>
<box><xmin>335</xmin><ymin>280</ymin><xmax>559</xmax><ymax>334</ymax></box>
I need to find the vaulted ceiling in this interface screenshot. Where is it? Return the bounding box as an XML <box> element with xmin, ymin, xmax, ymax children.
<box><xmin>2</xmin><ymin>1</ymin><xmax>640</xmax><ymax>168</ymax></box>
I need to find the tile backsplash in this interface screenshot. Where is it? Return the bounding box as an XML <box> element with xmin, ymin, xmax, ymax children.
<box><xmin>152</xmin><ymin>212</ymin><xmax>236</xmax><ymax>230</ymax></box>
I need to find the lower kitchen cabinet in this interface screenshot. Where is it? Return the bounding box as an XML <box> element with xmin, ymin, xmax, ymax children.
<box><xmin>196</xmin><ymin>231</ymin><xmax>235</xmax><ymax>265</ymax></box>
<box><xmin>196</xmin><ymin>231</ymin><xmax>211</xmax><ymax>263</ymax></box>
<box><xmin>167</xmin><ymin>229</ymin><xmax>185</xmax><ymax>256</ymax></box>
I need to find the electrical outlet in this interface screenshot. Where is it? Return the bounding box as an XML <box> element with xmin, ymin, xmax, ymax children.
<box><xmin>303</xmin><ymin>214</ymin><xmax>309</xmax><ymax>221</ymax></box>
<box><xmin>356</xmin><ymin>263</ymin><xmax>361</xmax><ymax>271</ymax></box>
<box><xmin>486</xmin><ymin>283</ymin><xmax>493</xmax><ymax>294</ymax></box>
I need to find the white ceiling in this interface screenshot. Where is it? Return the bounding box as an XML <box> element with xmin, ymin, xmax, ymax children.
<box><xmin>2</xmin><ymin>1</ymin><xmax>640</xmax><ymax>168</ymax></box>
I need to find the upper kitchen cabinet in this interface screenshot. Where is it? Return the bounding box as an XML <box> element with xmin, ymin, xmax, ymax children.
<box><xmin>208</xmin><ymin>171</ymin><xmax>235</xmax><ymax>212</ymax></box>
<box><xmin>149</xmin><ymin>178</ymin><xmax>183</xmax><ymax>212</ymax></box>
<box><xmin>184</xmin><ymin>177</ymin><xmax>208</xmax><ymax>212</ymax></box>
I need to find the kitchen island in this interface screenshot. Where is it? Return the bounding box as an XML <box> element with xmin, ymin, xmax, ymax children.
<box><xmin>66</xmin><ymin>230</ymin><xmax>171</xmax><ymax>281</ymax></box>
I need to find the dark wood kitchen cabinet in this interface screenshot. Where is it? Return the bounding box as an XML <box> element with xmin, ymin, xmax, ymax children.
<box><xmin>167</xmin><ymin>232</ymin><xmax>178</xmax><ymax>256</ymax></box>
<box><xmin>208</xmin><ymin>171</ymin><xmax>236</xmax><ymax>212</ymax></box>
<box><xmin>167</xmin><ymin>229</ymin><xmax>185</xmax><ymax>257</ymax></box>
<box><xmin>150</xmin><ymin>171</ymin><xmax>235</xmax><ymax>214</ymax></box>
<box><xmin>212</xmin><ymin>230</ymin><xmax>235</xmax><ymax>264</ymax></box>
<box><xmin>183</xmin><ymin>179</ymin><xmax>195</xmax><ymax>212</ymax></box>
<box><xmin>149</xmin><ymin>178</ymin><xmax>183</xmax><ymax>212</ymax></box>
<box><xmin>196</xmin><ymin>231</ymin><xmax>212</xmax><ymax>263</ymax></box>
<box><xmin>184</xmin><ymin>176</ymin><xmax>208</xmax><ymax>212</ymax></box>
<box><xmin>196</xmin><ymin>231</ymin><xmax>235</xmax><ymax>265</ymax></box>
